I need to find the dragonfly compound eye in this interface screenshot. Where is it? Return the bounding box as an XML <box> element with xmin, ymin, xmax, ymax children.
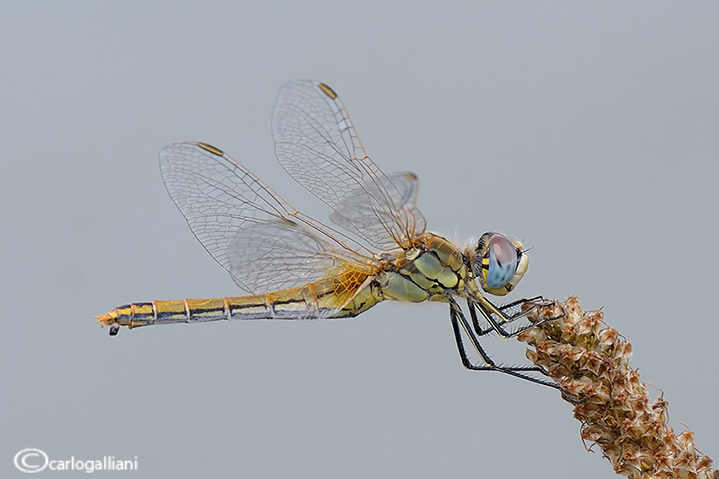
<box><xmin>485</xmin><ymin>234</ymin><xmax>519</xmax><ymax>290</ymax></box>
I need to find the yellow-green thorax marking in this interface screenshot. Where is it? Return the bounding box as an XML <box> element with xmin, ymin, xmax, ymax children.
<box><xmin>376</xmin><ymin>233</ymin><xmax>468</xmax><ymax>303</ymax></box>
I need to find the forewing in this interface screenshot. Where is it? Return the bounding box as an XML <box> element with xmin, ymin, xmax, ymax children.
<box><xmin>273</xmin><ymin>80</ymin><xmax>426</xmax><ymax>251</ymax></box>
<box><xmin>159</xmin><ymin>142</ymin><xmax>372</xmax><ymax>294</ymax></box>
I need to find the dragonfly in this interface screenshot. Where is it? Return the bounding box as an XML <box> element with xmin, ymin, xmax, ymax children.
<box><xmin>97</xmin><ymin>80</ymin><xmax>564</xmax><ymax>386</ymax></box>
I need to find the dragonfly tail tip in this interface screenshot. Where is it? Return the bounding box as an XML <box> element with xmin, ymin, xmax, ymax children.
<box><xmin>97</xmin><ymin>312</ymin><xmax>121</xmax><ymax>336</ymax></box>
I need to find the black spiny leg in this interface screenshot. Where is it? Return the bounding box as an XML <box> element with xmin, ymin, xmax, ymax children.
<box><xmin>448</xmin><ymin>299</ymin><xmax>560</xmax><ymax>389</ymax></box>
<box><xmin>468</xmin><ymin>296</ymin><xmax>565</xmax><ymax>339</ymax></box>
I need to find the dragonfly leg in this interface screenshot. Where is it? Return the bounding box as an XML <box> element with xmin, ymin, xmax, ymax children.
<box><xmin>448</xmin><ymin>299</ymin><xmax>561</xmax><ymax>389</ymax></box>
<box><xmin>468</xmin><ymin>296</ymin><xmax>565</xmax><ymax>339</ymax></box>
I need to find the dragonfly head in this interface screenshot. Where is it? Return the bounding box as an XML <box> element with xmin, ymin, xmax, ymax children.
<box><xmin>474</xmin><ymin>232</ymin><xmax>528</xmax><ymax>296</ymax></box>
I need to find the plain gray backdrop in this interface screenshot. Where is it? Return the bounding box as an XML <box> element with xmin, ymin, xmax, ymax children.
<box><xmin>2</xmin><ymin>2</ymin><xmax>718</xmax><ymax>478</ymax></box>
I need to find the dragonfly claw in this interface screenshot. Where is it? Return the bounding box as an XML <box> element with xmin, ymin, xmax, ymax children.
<box><xmin>524</xmin><ymin>297</ymin><xmax>565</xmax><ymax>324</ymax></box>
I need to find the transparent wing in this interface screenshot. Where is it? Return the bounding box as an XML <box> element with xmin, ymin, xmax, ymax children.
<box><xmin>159</xmin><ymin>142</ymin><xmax>374</xmax><ymax>295</ymax></box>
<box><xmin>273</xmin><ymin>80</ymin><xmax>426</xmax><ymax>251</ymax></box>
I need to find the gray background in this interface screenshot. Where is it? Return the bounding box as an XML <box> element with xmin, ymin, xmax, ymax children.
<box><xmin>2</xmin><ymin>2</ymin><xmax>718</xmax><ymax>478</ymax></box>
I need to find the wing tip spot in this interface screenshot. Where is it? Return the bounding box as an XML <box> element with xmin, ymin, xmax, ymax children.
<box><xmin>197</xmin><ymin>142</ymin><xmax>224</xmax><ymax>156</ymax></box>
<box><xmin>318</xmin><ymin>82</ymin><xmax>338</xmax><ymax>99</ymax></box>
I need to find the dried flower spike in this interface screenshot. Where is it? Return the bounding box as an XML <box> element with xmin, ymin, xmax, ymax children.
<box><xmin>518</xmin><ymin>297</ymin><xmax>718</xmax><ymax>479</ymax></box>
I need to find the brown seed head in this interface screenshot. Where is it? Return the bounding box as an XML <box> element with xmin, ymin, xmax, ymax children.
<box><xmin>520</xmin><ymin>297</ymin><xmax>717</xmax><ymax>479</ymax></box>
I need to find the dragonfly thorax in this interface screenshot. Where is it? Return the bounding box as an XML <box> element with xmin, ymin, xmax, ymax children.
<box><xmin>473</xmin><ymin>232</ymin><xmax>528</xmax><ymax>296</ymax></box>
<box><xmin>372</xmin><ymin>234</ymin><xmax>468</xmax><ymax>303</ymax></box>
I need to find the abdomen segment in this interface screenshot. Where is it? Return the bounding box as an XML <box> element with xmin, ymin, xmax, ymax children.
<box><xmin>97</xmin><ymin>277</ymin><xmax>381</xmax><ymax>335</ymax></box>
